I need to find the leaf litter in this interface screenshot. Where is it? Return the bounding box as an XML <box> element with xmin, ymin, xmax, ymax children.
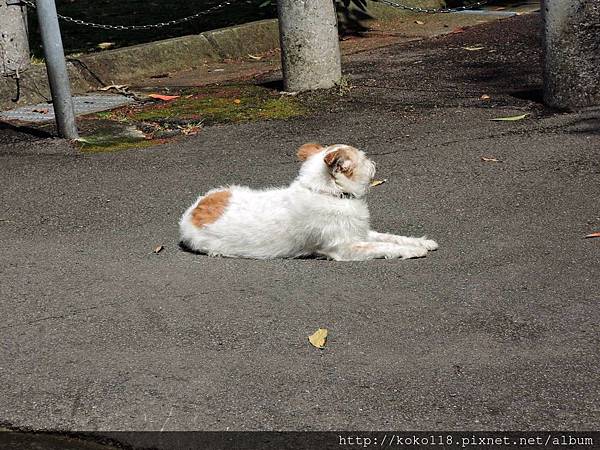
<box><xmin>148</xmin><ymin>94</ymin><xmax>180</xmax><ymax>101</ymax></box>
<box><xmin>309</xmin><ymin>328</ymin><xmax>328</xmax><ymax>349</ymax></box>
<box><xmin>370</xmin><ymin>179</ymin><xmax>388</xmax><ymax>187</ymax></box>
<box><xmin>491</xmin><ymin>114</ymin><xmax>529</xmax><ymax>122</ymax></box>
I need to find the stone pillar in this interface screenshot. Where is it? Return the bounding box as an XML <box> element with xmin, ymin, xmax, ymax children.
<box><xmin>543</xmin><ymin>0</ymin><xmax>600</xmax><ymax>109</ymax></box>
<box><xmin>277</xmin><ymin>0</ymin><xmax>342</xmax><ymax>92</ymax></box>
<box><xmin>0</xmin><ymin>0</ymin><xmax>30</xmax><ymax>76</ymax></box>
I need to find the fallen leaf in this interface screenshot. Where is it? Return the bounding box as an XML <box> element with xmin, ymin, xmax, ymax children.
<box><xmin>233</xmin><ymin>99</ymin><xmax>241</xmax><ymax>104</ymax></box>
<box><xmin>480</xmin><ymin>94</ymin><xmax>491</xmax><ymax>100</ymax></box>
<box><xmin>415</xmin><ymin>20</ymin><xmax>425</xmax><ymax>25</ymax></box>
<box><xmin>308</xmin><ymin>328</ymin><xmax>328</xmax><ymax>349</ymax></box>
<box><xmin>99</xmin><ymin>84</ymin><xmax>128</xmax><ymax>91</ymax></box>
<box><xmin>178</xmin><ymin>124</ymin><xmax>203</xmax><ymax>136</ymax></box>
<box><xmin>148</xmin><ymin>94</ymin><xmax>180</xmax><ymax>101</ymax></box>
<box><xmin>481</xmin><ymin>156</ymin><xmax>500</xmax><ymax>162</ymax></box>
<box><xmin>370</xmin><ymin>179</ymin><xmax>388</xmax><ymax>187</ymax></box>
<box><xmin>97</xmin><ymin>42</ymin><xmax>115</xmax><ymax>50</ymax></box>
<box><xmin>247</xmin><ymin>54</ymin><xmax>262</xmax><ymax>60</ymax></box>
<box><xmin>491</xmin><ymin>114</ymin><xmax>529</xmax><ymax>122</ymax></box>
<box><xmin>584</xmin><ymin>232</ymin><xmax>600</xmax><ymax>239</ymax></box>
<box><xmin>450</xmin><ymin>27</ymin><xmax>466</xmax><ymax>34</ymax></box>
<box><xmin>32</xmin><ymin>108</ymin><xmax>49</xmax><ymax>114</ymax></box>
<box><xmin>463</xmin><ymin>46</ymin><xmax>485</xmax><ymax>51</ymax></box>
<box><xmin>153</xmin><ymin>245</ymin><xmax>164</xmax><ymax>254</ymax></box>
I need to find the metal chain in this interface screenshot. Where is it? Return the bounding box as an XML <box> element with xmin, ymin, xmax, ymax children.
<box><xmin>18</xmin><ymin>0</ymin><xmax>491</xmax><ymax>30</ymax></box>
<box><xmin>19</xmin><ymin>0</ymin><xmax>234</xmax><ymax>30</ymax></box>
<box><xmin>371</xmin><ymin>0</ymin><xmax>490</xmax><ymax>14</ymax></box>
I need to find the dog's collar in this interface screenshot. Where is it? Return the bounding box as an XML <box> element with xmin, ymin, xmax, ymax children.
<box><xmin>333</xmin><ymin>179</ymin><xmax>357</xmax><ymax>199</ymax></box>
<box><xmin>298</xmin><ymin>182</ymin><xmax>356</xmax><ymax>199</ymax></box>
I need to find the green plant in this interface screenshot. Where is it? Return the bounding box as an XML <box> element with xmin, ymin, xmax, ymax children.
<box><xmin>335</xmin><ymin>75</ymin><xmax>353</xmax><ymax>96</ymax></box>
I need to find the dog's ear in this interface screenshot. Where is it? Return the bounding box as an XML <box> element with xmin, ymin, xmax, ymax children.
<box><xmin>297</xmin><ymin>143</ymin><xmax>324</xmax><ymax>161</ymax></box>
<box><xmin>324</xmin><ymin>148</ymin><xmax>355</xmax><ymax>175</ymax></box>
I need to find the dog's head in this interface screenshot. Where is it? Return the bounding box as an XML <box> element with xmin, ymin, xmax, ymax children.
<box><xmin>297</xmin><ymin>143</ymin><xmax>376</xmax><ymax>198</ymax></box>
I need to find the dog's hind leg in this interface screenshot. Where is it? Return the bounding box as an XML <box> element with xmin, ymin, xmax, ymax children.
<box><xmin>368</xmin><ymin>231</ymin><xmax>438</xmax><ymax>251</ymax></box>
<box><xmin>323</xmin><ymin>242</ymin><xmax>428</xmax><ymax>261</ymax></box>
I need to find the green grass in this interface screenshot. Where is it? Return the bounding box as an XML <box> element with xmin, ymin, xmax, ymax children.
<box><xmin>75</xmin><ymin>131</ymin><xmax>151</xmax><ymax>153</ymax></box>
<box><xmin>75</xmin><ymin>84</ymin><xmax>305</xmax><ymax>152</ymax></box>
<box><xmin>76</xmin><ymin>131</ymin><xmax>166</xmax><ymax>153</ymax></box>
<box><xmin>129</xmin><ymin>85</ymin><xmax>305</xmax><ymax>125</ymax></box>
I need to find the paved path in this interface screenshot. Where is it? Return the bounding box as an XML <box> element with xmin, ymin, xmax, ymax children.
<box><xmin>1</xmin><ymin>13</ymin><xmax>598</xmax><ymax>440</ymax></box>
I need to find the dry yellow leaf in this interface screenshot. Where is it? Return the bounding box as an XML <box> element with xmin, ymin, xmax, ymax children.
<box><xmin>308</xmin><ymin>328</ymin><xmax>328</xmax><ymax>349</ymax></box>
<box><xmin>480</xmin><ymin>94</ymin><xmax>491</xmax><ymax>100</ymax></box>
<box><xmin>97</xmin><ymin>42</ymin><xmax>115</xmax><ymax>50</ymax></box>
<box><xmin>481</xmin><ymin>156</ymin><xmax>500</xmax><ymax>162</ymax></box>
<box><xmin>491</xmin><ymin>114</ymin><xmax>529</xmax><ymax>122</ymax></box>
<box><xmin>370</xmin><ymin>179</ymin><xmax>388</xmax><ymax>187</ymax></box>
<box><xmin>99</xmin><ymin>84</ymin><xmax>128</xmax><ymax>91</ymax></box>
<box><xmin>415</xmin><ymin>20</ymin><xmax>425</xmax><ymax>25</ymax></box>
<box><xmin>233</xmin><ymin>99</ymin><xmax>241</xmax><ymax>104</ymax></box>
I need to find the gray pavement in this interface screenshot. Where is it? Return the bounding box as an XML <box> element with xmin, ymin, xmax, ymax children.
<box><xmin>1</xmin><ymin>12</ymin><xmax>599</xmax><ymax>441</ymax></box>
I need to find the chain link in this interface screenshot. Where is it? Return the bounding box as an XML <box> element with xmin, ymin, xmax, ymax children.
<box><xmin>371</xmin><ymin>0</ymin><xmax>490</xmax><ymax>14</ymax></box>
<box><xmin>19</xmin><ymin>0</ymin><xmax>233</xmax><ymax>30</ymax></box>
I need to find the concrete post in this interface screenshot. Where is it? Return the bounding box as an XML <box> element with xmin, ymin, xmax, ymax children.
<box><xmin>542</xmin><ymin>0</ymin><xmax>600</xmax><ymax>109</ymax></box>
<box><xmin>277</xmin><ymin>0</ymin><xmax>342</xmax><ymax>92</ymax></box>
<box><xmin>35</xmin><ymin>0</ymin><xmax>79</xmax><ymax>138</ymax></box>
<box><xmin>0</xmin><ymin>0</ymin><xmax>30</xmax><ymax>76</ymax></box>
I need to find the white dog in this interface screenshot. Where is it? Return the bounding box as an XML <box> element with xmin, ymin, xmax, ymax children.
<box><xmin>179</xmin><ymin>143</ymin><xmax>438</xmax><ymax>260</ymax></box>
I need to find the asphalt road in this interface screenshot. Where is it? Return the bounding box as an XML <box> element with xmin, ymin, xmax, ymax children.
<box><xmin>1</xmin><ymin>13</ymin><xmax>598</xmax><ymax>443</ymax></box>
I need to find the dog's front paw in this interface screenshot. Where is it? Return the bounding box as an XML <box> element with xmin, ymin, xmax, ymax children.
<box><xmin>419</xmin><ymin>237</ymin><xmax>439</xmax><ymax>251</ymax></box>
<box><xmin>399</xmin><ymin>246</ymin><xmax>428</xmax><ymax>259</ymax></box>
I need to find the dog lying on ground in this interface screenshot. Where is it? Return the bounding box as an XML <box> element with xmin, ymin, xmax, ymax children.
<box><xmin>179</xmin><ymin>143</ymin><xmax>438</xmax><ymax>260</ymax></box>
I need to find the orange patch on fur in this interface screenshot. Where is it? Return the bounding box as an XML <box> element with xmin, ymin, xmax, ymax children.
<box><xmin>191</xmin><ymin>190</ymin><xmax>231</xmax><ymax>227</ymax></box>
<box><xmin>324</xmin><ymin>147</ymin><xmax>357</xmax><ymax>176</ymax></box>
<box><xmin>297</xmin><ymin>143</ymin><xmax>324</xmax><ymax>161</ymax></box>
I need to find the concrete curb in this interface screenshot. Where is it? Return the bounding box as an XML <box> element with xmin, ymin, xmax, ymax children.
<box><xmin>0</xmin><ymin>19</ymin><xmax>280</xmax><ymax>111</ymax></box>
<box><xmin>76</xmin><ymin>19</ymin><xmax>280</xmax><ymax>85</ymax></box>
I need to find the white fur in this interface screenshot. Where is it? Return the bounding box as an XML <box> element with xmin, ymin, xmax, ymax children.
<box><xmin>179</xmin><ymin>144</ymin><xmax>438</xmax><ymax>261</ymax></box>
